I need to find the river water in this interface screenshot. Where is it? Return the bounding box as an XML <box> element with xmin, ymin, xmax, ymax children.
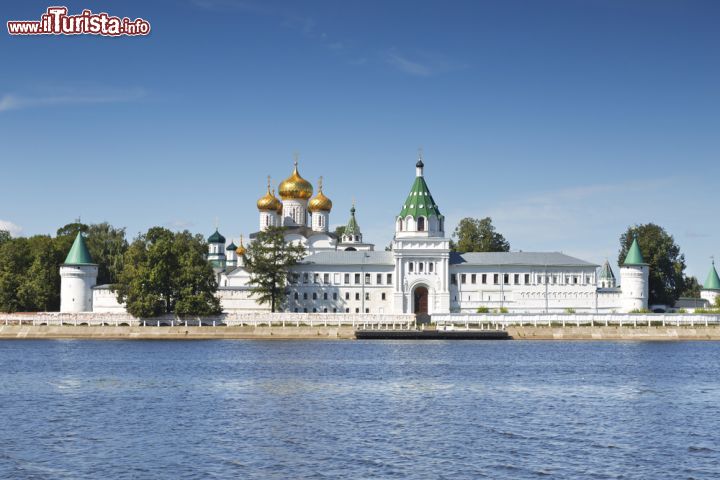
<box><xmin>0</xmin><ymin>340</ymin><xmax>719</xmax><ymax>479</ymax></box>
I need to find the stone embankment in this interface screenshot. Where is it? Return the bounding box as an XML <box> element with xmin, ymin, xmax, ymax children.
<box><xmin>507</xmin><ymin>325</ymin><xmax>720</xmax><ymax>340</ymax></box>
<box><xmin>0</xmin><ymin>325</ymin><xmax>356</xmax><ymax>340</ymax></box>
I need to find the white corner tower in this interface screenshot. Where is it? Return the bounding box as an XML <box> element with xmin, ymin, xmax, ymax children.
<box><xmin>700</xmin><ymin>259</ymin><xmax>720</xmax><ymax>307</ymax></box>
<box><xmin>391</xmin><ymin>151</ymin><xmax>450</xmax><ymax>316</ymax></box>
<box><xmin>60</xmin><ymin>232</ymin><xmax>98</xmax><ymax>312</ymax></box>
<box><xmin>620</xmin><ymin>234</ymin><xmax>649</xmax><ymax>312</ymax></box>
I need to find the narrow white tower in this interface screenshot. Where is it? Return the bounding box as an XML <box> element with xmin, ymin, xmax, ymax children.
<box><xmin>225</xmin><ymin>240</ymin><xmax>238</xmax><ymax>269</ymax></box>
<box><xmin>308</xmin><ymin>176</ymin><xmax>332</xmax><ymax>232</ymax></box>
<box><xmin>700</xmin><ymin>259</ymin><xmax>720</xmax><ymax>307</ymax></box>
<box><xmin>278</xmin><ymin>157</ymin><xmax>313</xmax><ymax>227</ymax></box>
<box><xmin>60</xmin><ymin>232</ymin><xmax>98</xmax><ymax>313</ymax></box>
<box><xmin>391</xmin><ymin>152</ymin><xmax>450</xmax><ymax>315</ymax></box>
<box><xmin>620</xmin><ymin>234</ymin><xmax>649</xmax><ymax>312</ymax></box>
<box><xmin>598</xmin><ymin>259</ymin><xmax>616</xmax><ymax>288</ymax></box>
<box><xmin>207</xmin><ymin>228</ymin><xmax>226</xmax><ymax>272</ymax></box>
<box><xmin>257</xmin><ymin>176</ymin><xmax>281</xmax><ymax>231</ymax></box>
<box><xmin>235</xmin><ymin>235</ymin><xmax>247</xmax><ymax>268</ymax></box>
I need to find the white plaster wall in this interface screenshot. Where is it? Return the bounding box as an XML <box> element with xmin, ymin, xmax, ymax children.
<box><xmin>60</xmin><ymin>265</ymin><xmax>98</xmax><ymax>313</ymax></box>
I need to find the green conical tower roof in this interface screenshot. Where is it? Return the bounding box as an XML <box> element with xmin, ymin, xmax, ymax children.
<box><xmin>398</xmin><ymin>160</ymin><xmax>442</xmax><ymax>220</ymax></box>
<box><xmin>704</xmin><ymin>261</ymin><xmax>720</xmax><ymax>291</ymax></box>
<box><xmin>63</xmin><ymin>232</ymin><xmax>95</xmax><ymax>265</ymax></box>
<box><xmin>623</xmin><ymin>235</ymin><xmax>646</xmax><ymax>266</ymax></box>
<box><xmin>345</xmin><ymin>205</ymin><xmax>361</xmax><ymax>236</ymax></box>
<box><xmin>599</xmin><ymin>259</ymin><xmax>615</xmax><ymax>281</ymax></box>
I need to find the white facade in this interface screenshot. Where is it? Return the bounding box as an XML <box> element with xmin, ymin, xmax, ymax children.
<box><xmin>73</xmin><ymin>157</ymin><xmax>651</xmax><ymax>316</ymax></box>
<box><xmin>620</xmin><ymin>265</ymin><xmax>650</xmax><ymax>312</ymax></box>
<box><xmin>60</xmin><ymin>264</ymin><xmax>98</xmax><ymax>312</ymax></box>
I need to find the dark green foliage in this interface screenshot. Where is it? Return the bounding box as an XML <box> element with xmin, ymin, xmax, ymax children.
<box><xmin>55</xmin><ymin>221</ymin><xmax>128</xmax><ymax>285</ymax></box>
<box><xmin>0</xmin><ymin>221</ymin><xmax>129</xmax><ymax>313</ymax></box>
<box><xmin>114</xmin><ymin>227</ymin><xmax>221</xmax><ymax>318</ymax></box>
<box><xmin>244</xmin><ymin>227</ymin><xmax>306</xmax><ymax>312</ymax></box>
<box><xmin>681</xmin><ymin>276</ymin><xmax>702</xmax><ymax>299</ymax></box>
<box><xmin>451</xmin><ymin>217</ymin><xmax>510</xmax><ymax>253</ymax></box>
<box><xmin>618</xmin><ymin>224</ymin><xmax>686</xmax><ymax>307</ymax></box>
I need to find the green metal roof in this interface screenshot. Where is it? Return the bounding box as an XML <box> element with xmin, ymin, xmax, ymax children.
<box><xmin>599</xmin><ymin>260</ymin><xmax>615</xmax><ymax>280</ymax></box>
<box><xmin>208</xmin><ymin>229</ymin><xmax>226</xmax><ymax>244</ymax></box>
<box><xmin>345</xmin><ymin>206</ymin><xmax>361</xmax><ymax>235</ymax></box>
<box><xmin>623</xmin><ymin>236</ymin><xmax>646</xmax><ymax>266</ymax></box>
<box><xmin>398</xmin><ymin>175</ymin><xmax>442</xmax><ymax>219</ymax></box>
<box><xmin>704</xmin><ymin>262</ymin><xmax>720</xmax><ymax>290</ymax></box>
<box><xmin>226</xmin><ymin>242</ymin><xmax>237</xmax><ymax>251</ymax></box>
<box><xmin>63</xmin><ymin>232</ymin><xmax>95</xmax><ymax>265</ymax></box>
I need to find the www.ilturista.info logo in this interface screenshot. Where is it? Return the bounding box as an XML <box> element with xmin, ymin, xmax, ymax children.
<box><xmin>7</xmin><ymin>6</ymin><xmax>150</xmax><ymax>36</ymax></box>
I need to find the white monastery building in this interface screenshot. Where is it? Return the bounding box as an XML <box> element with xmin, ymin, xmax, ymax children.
<box><xmin>63</xmin><ymin>155</ymin><xmax>720</xmax><ymax>316</ymax></box>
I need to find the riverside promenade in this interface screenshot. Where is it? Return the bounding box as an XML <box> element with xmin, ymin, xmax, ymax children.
<box><xmin>2</xmin><ymin>312</ymin><xmax>720</xmax><ymax>340</ymax></box>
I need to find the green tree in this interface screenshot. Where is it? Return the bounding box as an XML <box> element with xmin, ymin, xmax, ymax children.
<box><xmin>333</xmin><ymin>225</ymin><xmax>346</xmax><ymax>238</ymax></box>
<box><xmin>17</xmin><ymin>236</ymin><xmax>61</xmax><ymax>311</ymax></box>
<box><xmin>618</xmin><ymin>224</ymin><xmax>686</xmax><ymax>307</ymax></box>
<box><xmin>451</xmin><ymin>217</ymin><xmax>510</xmax><ymax>253</ymax></box>
<box><xmin>0</xmin><ymin>238</ymin><xmax>32</xmax><ymax>312</ymax></box>
<box><xmin>0</xmin><ymin>230</ymin><xmax>11</xmax><ymax>246</ymax></box>
<box><xmin>86</xmin><ymin>223</ymin><xmax>128</xmax><ymax>285</ymax></box>
<box><xmin>681</xmin><ymin>276</ymin><xmax>702</xmax><ymax>298</ymax></box>
<box><xmin>114</xmin><ymin>227</ymin><xmax>221</xmax><ymax>318</ymax></box>
<box><xmin>56</xmin><ymin>221</ymin><xmax>128</xmax><ymax>285</ymax></box>
<box><xmin>244</xmin><ymin>227</ymin><xmax>306</xmax><ymax>312</ymax></box>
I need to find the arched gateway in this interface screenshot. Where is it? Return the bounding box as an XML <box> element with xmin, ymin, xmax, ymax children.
<box><xmin>413</xmin><ymin>285</ymin><xmax>429</xmax><ymax>315</ymax></box>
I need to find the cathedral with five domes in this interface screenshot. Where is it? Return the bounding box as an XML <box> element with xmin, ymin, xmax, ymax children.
<box><xmin>65</xmin><ymin>154</ymin><xmax>720</xmax><ymax>316</ymax></box>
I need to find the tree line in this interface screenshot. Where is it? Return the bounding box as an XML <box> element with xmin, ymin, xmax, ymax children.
<box><xmin>0</xmin><ymin>221</ymin><xmax>220</xmax><ymax>317</ymax></box>
<box><xmin>0</xmin><ymin>217</ymin><xmax>708</xmax><ymax>315</ymax></box>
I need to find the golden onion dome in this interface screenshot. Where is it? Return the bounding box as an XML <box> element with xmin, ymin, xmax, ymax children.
<box><xmin>235</xmin><ymin>235</ymin><xmax>246</xmax><ymax>256</ymax></box>
<box><xmin>257</xmin><ymin>177</ymin><xmax>282</xmax><ymax>211</ymax></box>
<box><xmin>308</xmin><ymin>176</ymin><xmax>332</xmax><ymax>212</ymax></box>
<box><xmin>278</xmin><ymin>160</ymin><xmax>313</xmax><ymax>200</ymax></box>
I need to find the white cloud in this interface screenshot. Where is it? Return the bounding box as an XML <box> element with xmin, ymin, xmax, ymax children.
<box><xmin>0</xmin><ymin>220</ymin><xmax>23</xmax><ymax>236</ymax></box>
<box><xmin>384</xmin><ymin>50</ymin><xmax>432</xmax><ymax>76</ymax></box>
<box><xmin>0</xmin><ymin>87</ymin><xmax>145</xmax><ymax>113</ymax></box>
<box><xmin>164</xmin><ymin>219</ymin><xmax>195</xmax><ymax>230</ymax></box>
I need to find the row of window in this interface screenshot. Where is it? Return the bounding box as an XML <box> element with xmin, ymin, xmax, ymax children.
<box><xmin>451</xmin><ymin>273</ymin><xmax>593</xmax><ymax>286</ymax></box>
<box><xmin>407</xmin><ymin>261</ymin><xmax>435</xmax><ymax>273</ymax></box>
<box><xmin>292</xmin><ymin>272</ymin><xmax>393</xmax><ymax>286</ymax></box>
<box><xmin>294</xmin><ymin>307</ymin><xmax>372</xmax><ymax>313</ymax></box>
<box><xmin>290</xmin><ymin>291</ymin><xmax>388</xmax><ymax>302</ymax></box>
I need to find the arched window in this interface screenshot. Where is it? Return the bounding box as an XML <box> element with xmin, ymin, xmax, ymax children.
<box><xmin>417</xmin><ymin>217</ymin><xmax>425</xmax><ymax>231</ymax></box>
<box><xmin>397</xmin><ymin>218</ymin><xmax>403</xmax><ymax>231</ymax></box>
<box><xmin>409</xmin><ymin>262</ymin><xmax>414</xmax><ymax>272</ymax></box>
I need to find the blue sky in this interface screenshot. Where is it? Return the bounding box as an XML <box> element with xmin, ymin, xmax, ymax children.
<box><xmin>1</xmin><ymin>0</ymin><xmax>719</xmax><ymax>280</ymax></box>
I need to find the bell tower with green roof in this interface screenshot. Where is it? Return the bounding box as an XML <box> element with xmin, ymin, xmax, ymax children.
<box><xmin>620</xmin><ymin>234</ymin><xmax>649</xmax><ymax>312</ymax></box>
<box><xmin>60</xmin><ymin>232</ymin><xmax>98</xmax><ymax>313</ymax></box>
<box><xmin>207</xmin><ymin>228</ymin><xmax>227</xmax><ymax>272</ymax></box>
<box><xmin>392</xmin><ymin>153</ymin><xmax>450</xmax><ymax>315</ymax></box>
<box><xmin>701</xmin><ymin>259</ymin><xmax>720</xmax><ymax>306</ymax></box>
